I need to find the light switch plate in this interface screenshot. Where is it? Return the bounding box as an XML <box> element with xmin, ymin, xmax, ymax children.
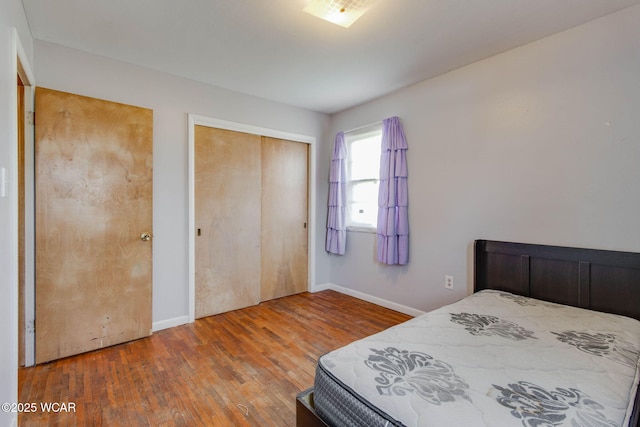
<box><xmin>0</xmin><ymin>167</ymin><xmax>7</xmax><ymax>198</ymax></box>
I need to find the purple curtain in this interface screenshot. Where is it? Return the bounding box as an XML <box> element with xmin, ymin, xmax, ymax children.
<box><xmin>326</xmin><ymin>132</ymin><xmax>347</xmax><ymax>255</ymax></box>
<box><xmin>377</xmin><ymin>116</ymin><xmax>409</xmax><ymax>265</ymax></box>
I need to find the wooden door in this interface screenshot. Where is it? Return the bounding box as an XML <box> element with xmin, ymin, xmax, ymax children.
<box><xmin>260</xmin><ymin>137</ymin><xmax>308</xmax><ymax>301</ymax></box>
<box><xmin>35</xmin><ymin>88</ymin><xmax>153</xmax><ymax>364</ymax></box>
<box><xmin>194</xmin><ymin>126</ymin><xmax>261</xmax><ymax>318</ymax></box>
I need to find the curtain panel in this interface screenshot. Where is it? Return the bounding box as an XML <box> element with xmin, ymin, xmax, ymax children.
<box><xmin>326</xmin><ymin>132</ymin><xmax>347</xmax><ymax>255</ymax></box>
<box><xmin>377</xmin><ymin>116</ymin><xmax>409</xmax><ymax>265</ymax></box>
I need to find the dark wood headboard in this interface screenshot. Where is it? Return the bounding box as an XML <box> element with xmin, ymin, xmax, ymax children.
<box><xmin>474</xmin><ymin>240</ymin><xmax>640</xmax><ymax>321</ymax></box>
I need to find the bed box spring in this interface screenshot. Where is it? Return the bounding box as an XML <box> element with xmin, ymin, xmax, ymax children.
<box><xmin>310</xmin><ymin>290</ymin><xmax>640</xmax><ymax>427</ymax></box>
<box><xmin>313</xmin><ymin>363</ymin><xmax>403</xmax><ymax>427</ymax></box>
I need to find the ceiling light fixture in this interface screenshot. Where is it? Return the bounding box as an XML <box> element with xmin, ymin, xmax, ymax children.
<box><xmin>303</xmin><ymin>0</ymin><xmax>378</xmax><ymax>28</ymax></box>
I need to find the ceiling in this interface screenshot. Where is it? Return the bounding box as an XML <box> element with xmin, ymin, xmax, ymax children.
<box><xmin>22</xmin><ymin>0</ymin><xmax>640</xmax><ymax>114</ymax></box>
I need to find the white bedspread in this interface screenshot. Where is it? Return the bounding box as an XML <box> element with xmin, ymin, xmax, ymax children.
<box><xmin>318</xmin><ymin>290</ymin><xmax>640</xmax><ymax>426</ymax></box>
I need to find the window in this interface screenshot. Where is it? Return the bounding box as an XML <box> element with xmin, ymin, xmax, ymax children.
<box><xmin>345</xmin><ymin>124</ymin><xmax>382</xmax><ymax>231</ymax></box>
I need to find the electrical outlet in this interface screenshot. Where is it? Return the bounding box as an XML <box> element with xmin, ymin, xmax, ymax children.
<box><xmin>445</xmin><ymin>275</ymin><xmax>454</xmax><ymax>290</ymax></box>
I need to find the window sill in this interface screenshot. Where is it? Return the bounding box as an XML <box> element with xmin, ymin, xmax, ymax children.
<box><xmin>347</xmin><ymin>225</ymin><xmax>376</xmax><ymax>234</ymax></box>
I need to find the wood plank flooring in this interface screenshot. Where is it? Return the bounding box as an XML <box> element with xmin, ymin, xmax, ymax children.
<box><xmin>18</xmin><ymin>290</ymin><xmax>411</xmax><ymax>426</ymax></box>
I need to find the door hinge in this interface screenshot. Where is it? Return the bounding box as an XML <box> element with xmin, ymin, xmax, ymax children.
<box><xmin>27</xmin><ymin>111</ymin><xmax>35</xmax><ymax>126</ymax></box>
<box><xmin>26</xmin><ymin>319</ymin><xmax>35</xmax><ymax>335</ymax></box>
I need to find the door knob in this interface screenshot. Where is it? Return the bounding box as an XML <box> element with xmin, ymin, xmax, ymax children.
<box><xmin>141</xmin><ymin>232</ymin><xmax>151</xmax><ymax>241</ymax></box>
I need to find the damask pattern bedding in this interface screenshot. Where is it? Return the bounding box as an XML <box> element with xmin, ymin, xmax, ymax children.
<box><xmin>314</xmin><ymin>290</ymin><xmax>640</xmax><ymax>427</ymax></box>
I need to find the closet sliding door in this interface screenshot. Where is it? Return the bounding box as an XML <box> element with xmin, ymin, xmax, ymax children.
<box><xmin>194</xmin><ymin>126</ymin><xmax>261</xmax><ymax>318</ymax></box>
<box><xmin>194</xmin><ymin>127</ymin><xmax>308</xmax><ymax>318</ymax></box>
<box><xmin>261</xmin><ymin>137</ymin><xmax>308</xmax><ymax>302</ymax></box>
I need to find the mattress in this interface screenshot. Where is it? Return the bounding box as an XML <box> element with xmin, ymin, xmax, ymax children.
<box><xmin>314</xmin><ymin>290</ymin><xmax>640</xmax><ymax>427</ymax></box>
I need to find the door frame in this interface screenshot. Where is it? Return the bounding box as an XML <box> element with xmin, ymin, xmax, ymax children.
<box><xmin>13</xmin><ymin>28</ymin><xmax>36</xmax><ymax>367</ymax></box>
<box><xmin>187</xmin><ymin>114</ymin><xmax>316</xmax><ymax>323</ymax></box>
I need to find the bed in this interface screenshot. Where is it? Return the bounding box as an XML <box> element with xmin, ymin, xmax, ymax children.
<box><xmin>297</xmin><ymin>240</ymin><xmax>640</xmax><ymax>427</ymax></box>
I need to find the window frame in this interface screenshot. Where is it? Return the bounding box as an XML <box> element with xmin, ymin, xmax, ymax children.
<box><xmin>344</xmin><ymin>124</ymin><xmax>383</xmax><ymax>233</ymax></box>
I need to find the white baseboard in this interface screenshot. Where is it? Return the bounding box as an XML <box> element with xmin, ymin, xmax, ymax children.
<box><xmin>152</xmin><ymin>315</ymin><xmax>190</xmax><ymax>332</ymax></box>
<box><xmin>151</xmin><ymin>285</ymin><xmax>423</xmax><ymax>333</ymax></box>
<box><xmin>312</xmin><ymin>283</ymin><xmax>425</xmax><ymax>317</ymax></box>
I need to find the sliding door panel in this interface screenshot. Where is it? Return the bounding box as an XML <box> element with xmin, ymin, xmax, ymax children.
<box><xmin>194</xmin><ymin>126</ymin><xmax>261</xmax><ymax>317</ymax></box>
<box><xmin>261</xmin><ymin>137</ymin><xmax>308</xmax><ymax>301</ymax></box>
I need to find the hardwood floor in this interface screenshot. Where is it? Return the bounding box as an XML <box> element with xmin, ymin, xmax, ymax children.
<box><xmin>19</xmin><ymin>290</ymin><xmax>411</xmax><ymax>426</ymax></box>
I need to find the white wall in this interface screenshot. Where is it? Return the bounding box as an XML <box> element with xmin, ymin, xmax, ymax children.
<box><xmin>327</xmin><ymin>5</ymin><xmax>640</xmax><ymax>313</ymax></box>
<box><xmin>0</xmin><ymin>0</ymin><xmax>33</xmax><ymax>424</ymax></box>
<box><xmin>33</xmin><ymin>41</ymin><xmax>330</xmax><ymax>329</ymax></box>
